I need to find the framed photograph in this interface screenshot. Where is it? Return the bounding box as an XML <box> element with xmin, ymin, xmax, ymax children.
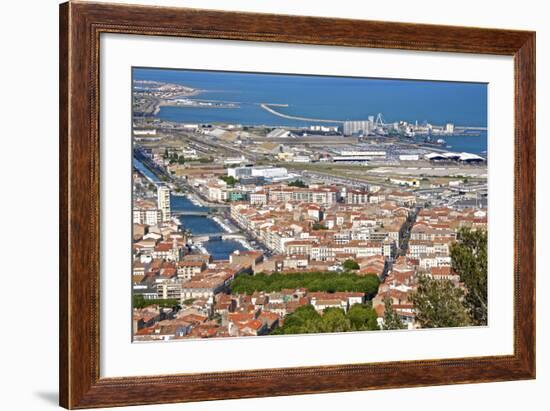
<box><xmin>59</xmin><ymin>1</ymin><xmax>535</xmax><ymax>409</ymax></box>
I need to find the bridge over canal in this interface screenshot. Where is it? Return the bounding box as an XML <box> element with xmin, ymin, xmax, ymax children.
<box><xmin>172</xmin><ymin>210</ymin><xmax>211</xmax><ymax>216</ymax></box>
<box><xmin>191</xmin><ymin>232</ymin><xmax>245</xmax><ymax>242</ymax></box>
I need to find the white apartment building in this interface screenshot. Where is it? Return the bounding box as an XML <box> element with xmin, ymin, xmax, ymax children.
<box><xmin>133</xmin><ymin>208</ymin><xmax>162</xmax><ymax>225</ymax></box>
<box><xmin>346</xmin><ymin>189</ymin><xmax>370</xmax><ymax>204</ymax></box>
<box><xmin>156</xmin><ymin>280</ymin><xmax>183</xmax><ymax>300</ymax></box>
<box><xmin>177</xmin><ymin>261</ymin><xmax>206</xmax><ymax>280</ymax></box>
<box><xmin>207</xmin><ymin>184</ymin><xmax>228</xmax><ymax>202</ymax></box>
<box><xmin>249</xmin><ymin>191</ymin><xmax>268</xmax><ymax>205</ymax></box>
<box><xmin>157</xmin><ymin>185</ymin><xmax>171</xmax><ymax>222</ymax></box>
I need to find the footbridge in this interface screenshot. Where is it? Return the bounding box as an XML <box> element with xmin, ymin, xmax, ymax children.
<box><xmin>192</xmin><ymin>232</ymin><xmax>245</xmax><ymax>242</ymax></box>
<box><xmin>172</xmin><ymin>210</ymin><xmax>211</xmax><ymax>216</ymax></box>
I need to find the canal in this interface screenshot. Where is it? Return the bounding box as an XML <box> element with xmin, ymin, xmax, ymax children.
<box><xmin>171</xmin><ymin>195</ymin><xmax>247</xmax><ymax>260</ymax></box>
<box><xmin>134</xmin><ymin>157</ymin><xmax>161</xmax><ymax>184</ymax></box>
<box><xmin>134</xmin><ymin>157</ymin><xmax>247</xmax><ymax>260</ymax></box>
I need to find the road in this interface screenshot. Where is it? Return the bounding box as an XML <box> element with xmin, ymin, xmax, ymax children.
<box><xmin>397</xmin><ymin>209</ymin><xmax>418</xmax><ymax>258</ymax></box>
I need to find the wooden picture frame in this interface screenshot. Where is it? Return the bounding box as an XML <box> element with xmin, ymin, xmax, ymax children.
<box><xmin>59</xmin><ymin>1</ymin><xmax>535</xmax><ymax>408</ymax></box>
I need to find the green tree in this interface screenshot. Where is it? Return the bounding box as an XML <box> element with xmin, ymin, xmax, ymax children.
<box><xmin>272</xmin><ymin>305</ymin><xmax>322</xmax><ymax>335</ymax></box>
<box><xmin>273</xmin><ymin>304</ymin><xmax>379</xmax><ymax>335</ymax></box>
<box><xmin>342</xmin><ymin>259</ymin><xmax>360</xmax><ymax>271</ymax></box>
<box><xmin>219</xmin><ymin>175</ymin><xmax>238</xmax><ymax>186</ymax></box>
<box><xmin>319</xmin><ymin>308</ymin><xmax>351</xmax><ymax>333</ymax></box>
<box><xmin>451</xmin><ymin>228</ymin><xmax>488</xmax><ymax>325</ymax></box>
<box><xmin>410</xmin><ymin>275</ymin><xmax>471</xmax><ymax>328</ymax></box>
<box><xmin>230</xmin><ymin>272</ymin><xmax>379</xmax><ymax>297</ymax></box>
<box><xmin>348</xmin><ymin>303</ymin><xmax>379</xmax><ymax>331</ymax></box>
<box><xmin>288</xmin><ymin>179</ymin><xmax>308</xmax><ymax>188</ymax></box>
<box><xmin>133</xmin><ymin>295</ymin><xmax>179</xmax><ymax>309</ymax></box>
<box><xmin>381</xmin><ymin>297</ymin><xmax>406</xmax><ymax>330</ymax></box>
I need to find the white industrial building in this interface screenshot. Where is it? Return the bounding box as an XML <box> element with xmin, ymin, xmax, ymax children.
<box><xmin>444</xmin><ymin>123</ymin><xmax>455</xmax><ymax>133</ymax></box>
<box><xmin>228</xmin><ymin>167</ymin><xmax>252</xmax><ymax>179</ymax></box>
<box><xmin>181</xmin><ymin>148</ymin><xmax>198</xmax><ymax>159</ymax></box>
<box><xmin>309</xmin><ymin>125</ymin><xmax>339</xmax><ymax>133</ymax></box>
<box><xmin>333</xmin><ymin>156</ymin><xmax>371</xmax><ymax>163</ymax></box>
<box><xmin>223</xmin><ymin>156</ymin><xmax>249</xmax><ymax>166</ymax></box>
<box><xmin>399</xmin><ymin>154</ymin><xmax>420</xmax><ymax>161</ymax></box>
<box><xmin>133</xmin><ymin>129</ymin><xmax>157</xmax><ymax>136</ymax></box>
<box><xmin>339</xmin><ymin>150</ymin><xmax>386</xmax><ymax>157</ymax></box>
<box><xmin>267</xmin><ymin>128</ymin><xmax>295</xmax><ymax>139</ymax></box>
<box><xmin>425</xmin><ymin>151</ymin><xmax>485</xmax><ymax>163</ymax></box>
<box><xmin>228</xmin><ymin>166</ymin><xmax>288</xmax><ymax>180</ymax></box>
<box><xmin>333</xmin><ymin>149</ymin><xmax>386</xmax><ymax>163</ymax></box>
<box><xmin>342</xmin><ymin>120</ymin><xmax>374</xmax><ymax>136</ymax></box>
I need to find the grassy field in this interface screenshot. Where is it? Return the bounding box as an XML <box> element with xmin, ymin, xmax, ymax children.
<box><xmin>283</xmin><ymin>161</ymin><xmax>486</xmax><ymax>187</ymax></box>
<box><xmin>282</xmin><ymin>162</ymin><xmax>381</xmax><ymax>183</ymax></box>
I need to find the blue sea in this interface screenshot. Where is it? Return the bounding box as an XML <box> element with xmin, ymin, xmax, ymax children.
<box><xmin>133</xmin><ymin>67</ymin><xmax>488</xmax><ymax>154</ymax></box>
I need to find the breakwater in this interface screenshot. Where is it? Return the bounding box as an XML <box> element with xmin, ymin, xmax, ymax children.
<box><xmin>260</xmin><ymin>103</ymin><xmax>344</xmax><ymax>124</ymax></box>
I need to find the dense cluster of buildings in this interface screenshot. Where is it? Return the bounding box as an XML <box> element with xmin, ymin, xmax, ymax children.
<box><xmin>134</xmin><ymin>283</ymin><xmax>367</xmax><ymax>340</ymax></box>
<box><xmin>133</xmin><ymin>150</ymin><xmax>488</xmax><ymax>338</ymax></box>
<box><xmin>131</xmin><ymin>126</ymin><xmax>488</xmax><ymax>340</ymax></box>
<box><xmin>371</xmin><ymin>206</ymin><xmax>487</xmax><ymax>327</ymax></box>
<box><xmin>133</xmin><ymin>174</ymin><xmax>171</xmax><ymax>225</ymax></box>
<box><xmin>132</xmin><ymin>149</ymin><xmax>488</xmax><ymax>339</ymax></box>
<box><xmin>229</xmin><ymin>184</ymin><xmax>410</xmax><ymax>263</ymax></box>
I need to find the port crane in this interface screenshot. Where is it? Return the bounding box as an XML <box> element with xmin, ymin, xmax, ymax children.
<box><xmin>374</xmin><ymin>113</ymin><xmax>386</xmax><ymax>128</ymax></box>
<box><xmin>373</xmin><ymin>113</ymin><xmax>388</xmax><ymax>136</ymax></box>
